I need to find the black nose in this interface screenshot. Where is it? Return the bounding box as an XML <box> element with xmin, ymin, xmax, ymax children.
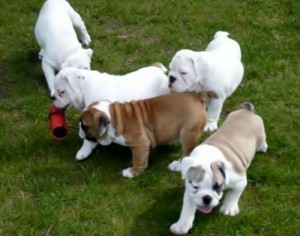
<box><xmin>202</xmin><ymin>195</ymin><xmax>212</xmax><ymax>205</ymax></box>
<box><xmin>169</xmin><ymin>75</ymin><xmax>176</xmax><ymax>85</ymax></box>
<box><xmin>51</xmin><ymin>96</ymin><xmax>56</xmax><ymax>101</ymax></box>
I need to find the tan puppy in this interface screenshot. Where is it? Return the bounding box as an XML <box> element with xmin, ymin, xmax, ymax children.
<box><xmin>78</xmin><ymin>91</ymin><xmax>217</xmax><ymax>178</ymax></box>
<box><xmin>170</xmin><ymin>102</ymin><xmax>267</xmax><ymax>235</ymax></box>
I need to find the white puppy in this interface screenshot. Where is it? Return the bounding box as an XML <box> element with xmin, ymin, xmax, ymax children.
<box><xmin>168</xmin><ymin>31</ymin><xmax>244</xmax><ymax>132</ymax></box>
<box><xmin>34</xmin><ymin>0</ymin><xmax>93</xmax><ymax>96</ymax></box>
<box><xmin>170</xmin><ymin>102</ymin><xmax>267</xmax><ymax>235</ymax></box>
<box><xmin>52</xmin><ymin>63</ymin><xmax>170</xmax><ymax>110</ymax></box>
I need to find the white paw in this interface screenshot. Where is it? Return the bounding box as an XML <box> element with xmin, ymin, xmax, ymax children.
<box><xmin>38</xmin><ymin>49</ymin><xmax>43</xmax><ymax>60</ymax></box>
<box><xmin>261</xmin><ymin>142</ymin><xmax>268</xmax><ymax>152</ymax></box>
<box><xmin>122</xmin><ymin>168</ymin><xmax>134</xmax><ymax>178</ymax></box>
<box><xmin>168</xmin><ymin>160</ymin><xmax>181</xmax><ymax>172</ymax></box>
<box><xmin>220</xmin><ymin>203</ymin><xmax>240</xmax><ymax>216</ymax></box>
<box><xmin>81</xmin><ymin>34</ymin><xmax>91</xmax><ymax>46</ymax></box>
<box><xmin>204</xmin><ymin>121</ymin><xmax>218</xmax><ymax>132</ymax></box>
<box><xmin>170</xmin><ymin>221</ymin><xmax>192</xmax><ymax>235</ymax></box>
<box><xmin>75</xmin><ymin>147</ymin><xmax>91</xmax><ymax>161</ymax></box>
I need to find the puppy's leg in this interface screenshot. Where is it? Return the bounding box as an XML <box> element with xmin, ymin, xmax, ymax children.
<box><xmin>220</xmin><ymin>177</ymin><xmax>247</xmax><ymax>216</ymax></box>
<box><xmin>259</xmin><ymin>142</ymin><xmax>268</xmax><ymax>152</ymax></box>
<box><xmin>169</xmin><ymin>127</ymin><xmax>200</xmax><ymax>172</ymax></box>
<box><xmin>38</xmin><ymin>49</ymin><xmax>44</xmax><ymax>60</ymax></box>
<box><xmin>41</xmin><ymin>60</ymin><xmax>56</xmax><ymax>96</ymax></box>
<box><xmin>204</xmin><ymin>97</ymin><xmax>225</xmax><ymax>132</ymax></box>
<box><xmin>76</xmin><ymin>139</ymin><xmax>98</xmax><ymax>161</ymax></box>
<box><xmin>122</xmin><ymin>147</ymin><xmax>150</xmax><ymax>178</ymax></box>
<box><xmin>170</xmin><ymin>191</ymin><xmax>197</xmax><ymax>235</ymax></box>
<box><xmin>68</xmin><ymin>9</ymin><xmax>91</xmax><ymax>46</ymax></box>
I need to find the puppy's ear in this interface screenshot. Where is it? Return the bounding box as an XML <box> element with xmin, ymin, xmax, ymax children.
<box><xmin>211</xmin><ymin>161</ymin><xmax>226</xmax><ymax>185</ymax></box>
<box><xmin>191</xmin><ymin>53</ymin><xmax>209</xmax><ymax>77</ymax></box>
<box><xmin>63</xmin><ymin>73</ymin><xmax>80</xmax><ymax>93</ymax></box>
<box><xmin>181</xmin><ymin>157</ymin><xmax>195</xmax><ymax>180</ymax></box>
<box><xmin>186</xmin><ymin>165</ymin><xmax>206</xmax><ymax>182</ymax></box>
<box><xmin>93</xmin><ymin>111</ymin><xmax>110</xmax><ymax>137</ymax></box>
<box><xmin>86</xmin><ymin>48</ymin><xmax>93</xmax><ymax>58</ymax></box>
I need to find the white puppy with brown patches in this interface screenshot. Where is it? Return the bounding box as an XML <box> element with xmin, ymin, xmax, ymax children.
<box><xmin>34</xmin><ymin>0</ymin><xmax>93</xmax><ymax>96</ymax></box>
<box><xmin>170</xmin><ymin>102</ymin><xmax>267</xmax><ymax>235</ymax></box>
<box><xmin>168</xmin><ymin>31</ymin><xmax>244</xmax><ymax>132</ymax></box>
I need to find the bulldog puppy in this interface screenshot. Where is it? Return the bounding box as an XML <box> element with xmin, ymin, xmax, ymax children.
<box><xmin>170</xmin><ymin>102</ymin><xmax>268</xmax><ymax>235</ymax></box>
<box><xmin>52</xmin><ymin>63</ymin><xmax>170</xmax><ymax>110</ymax></box>
<box><xmin>168</xmin><ymin>31</ymin><xmax>244</xmax><ymax>132</ymax></box>
<box><xmin>77</xmin><ymin>91</ymin><xmax>217</xmax><ymax>178</ymax></box>
<box><xmin>34</xmin><ymin>0</ymin><xmax>93</xmax><ymax>96</ymax></box>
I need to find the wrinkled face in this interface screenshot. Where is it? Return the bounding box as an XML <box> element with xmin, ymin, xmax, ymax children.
<box><xmin>52</xmin><ymin>68</ymin><xmax>84</xmax><ymax>109</ymax></box>
<box><xmin>168</xmin><ymin>50</ymin><xmax>199</xmax><ymax>92</ymax></box>
<box><xmin>185</xmin><ymin>163</ymin><xmax>226</xmax><ymax>214</ymax></box>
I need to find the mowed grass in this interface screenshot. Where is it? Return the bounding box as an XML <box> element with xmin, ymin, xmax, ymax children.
<box><xmin>0</xmin><ymin>0</ymin><xmax>299</xmax><ymax>235</ymax></box>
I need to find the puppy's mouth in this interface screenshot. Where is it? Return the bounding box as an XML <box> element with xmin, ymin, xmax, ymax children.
<box><xmin>61</xmin><ymin>103</ymin><xmax>70</xmax><ymax>111</ymax></box>
<box><xmin>197</xmin><ymin>205</ymin><xmax>213</xmax><ymax>214</ymax></box>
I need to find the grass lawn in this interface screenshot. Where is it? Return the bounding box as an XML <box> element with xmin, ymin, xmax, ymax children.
<box><xmin>0</xmin><ymin>0</ymin><xmax>299</xmax><ymax>235</ymax></box>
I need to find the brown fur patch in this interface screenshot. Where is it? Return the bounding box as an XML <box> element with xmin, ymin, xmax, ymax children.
<box><xmin>187</xmin><ymin>165</ymin><xmax>206</xmax><ymax>182</ymax></box>
<box><xmin>211</xmin><ymin>161</ymin><xmax>225</xmax><ymax>185</ymax></box>
<box><xmin>152</xmin><ymin>62</ymin><xmax>163</xmax><ymax>68</ymax></box>
<box><xmin>80</xmin><ymin>108</ymin><xmax>110</xmax><ymax>140</ymax></box>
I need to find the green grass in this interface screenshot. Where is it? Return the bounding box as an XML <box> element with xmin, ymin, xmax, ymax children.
<box><xmin>0</xmin><ymin>0</ymin><xmax>299</xmax><ymax>235</ymax></box>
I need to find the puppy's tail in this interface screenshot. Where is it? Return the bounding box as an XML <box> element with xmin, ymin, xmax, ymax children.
<box><xmin>214</xmin><ymin>31</ymin><xmax>230</xmax><ymax>39</ymax></box>
<box><xmin>152</xmin><ymin>62</ymin><xmax>168</xmax><ymax>73</ymax></box>
<box><xmin>196</xmin><ymin>91</ymin><xmax>218</xmax><ymax>103</ymax></box>
<box><xmin>240</xmin><ymin>102</ymin><xmax>255</xmax><ymax>112</ymax></box>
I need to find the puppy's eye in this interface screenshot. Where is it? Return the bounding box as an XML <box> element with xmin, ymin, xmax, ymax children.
<box><xmin>180</xmin><ymin>72</ymin><xmax>187</xmax><ymax>75</ymax></box>
<box><xmin>189</xmin><ymin>180</ymin><xmax>199</xmax><ymax>190</ymax></box>
<box><xmin>58</xmin><ymin>91</ymin><xmax>65</xmax><ymax>97</ymax></box>
<box><xmin>213</xmin><ymin>183</ymin><xmax>222</xmax><ymax>193</ymax></box>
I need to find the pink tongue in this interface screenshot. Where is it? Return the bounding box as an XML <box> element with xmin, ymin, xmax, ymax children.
<box><xmin>198</xmin><ymin>206</ymin><xmax>213</xmax><ymax>214</ymax></box>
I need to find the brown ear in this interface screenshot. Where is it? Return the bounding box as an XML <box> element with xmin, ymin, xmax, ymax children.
<box><xmin>211</xmin><ymin>161</ymin><xmax>226</xmax><ymax>185</ymax></box>
<box><xmin>186</xmin><ymin>165</ymin><xmax>206</xmax><ymax>182</ymax></box>
<box><xmin>197</xmin><ymin>91</ymin><xmax>218</xmax><ymax>103</ymax></box>
<box><xmin>93</xmin><ymin>111</ymin><xmax>110</xmax><ymax>137</ymax></box>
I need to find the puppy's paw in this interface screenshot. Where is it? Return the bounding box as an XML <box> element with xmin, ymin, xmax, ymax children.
<box><xmin>204</xmin><ymin>121</ymin><xmax>218</xmax><ymax>132</ymax></box>
<box><xmin>260</xmin><ymin>142</ymin><xmax>268</xmax><ymax>152</ymax></box>
<box><xmin>122</xmin><ymin>168</ymin><xmax>134</xmax><ymax>178</ymax></box>
<box><xmin>220</xmin><ymin>203</ymin><xmax>240</xmax><ymax>216</ymax></box>
<box><xmin>81</xmin><ymin>34</ymin><xmax>91</xmax><ymax>46</ymax></box>
<box><xmin>168</xmin><ymin>160</ymin><xmax>181</xmax><ymax>172</ymax></box>
<box><xmin>75</xmin><ymin>148</ymin><xmax>91</xmax><ymax>161</ymax></box>
<box><xmin>170</xmin><ymin>221</ymin><xmax>192</xmax><ymax>235</ymax></box>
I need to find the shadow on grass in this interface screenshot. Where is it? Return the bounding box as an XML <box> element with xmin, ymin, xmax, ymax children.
<box><xmin>5</xmin><ymin>48</ymin><xmax>48</xmax><ymax>95</ymax></box>
<box><xmin>128</xmin><ymin>187</ymin><xmax>216</xmax><ymax>236</ymax></box>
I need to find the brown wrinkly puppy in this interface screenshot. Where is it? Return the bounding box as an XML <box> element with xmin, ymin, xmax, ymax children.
<box><xmin>79</xmin><ymin>91</ymin><xmax>217</xmax><ymax>178</ymax></box>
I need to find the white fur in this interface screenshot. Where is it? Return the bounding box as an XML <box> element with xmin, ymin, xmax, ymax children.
<box><xmin>76</xmin><ymin>101</ymin><xmax>127</xmax><ymax>161</ymax></box>
<box><xmin>168</xmin><ymin>31</ymin><xmax>244</xmax><ymax>132</ymax></box>
<box><xmin>52</xmin><ymin>64</ymin><xmax>170</xmax><ymax>110</ymax></box>
<box><xmin>122</xmin><ymin>168</ymin><xmax>134</xmax><ymax>178</ymax></box>
<box><xmin>170</xmin><ymin>144</ymin><xmax>248</xmax><ymax>235</ymax></box>
<box><xmin>34</xmin><ymin>0</ymin><xmax>93</xmax><ymax>95</ymax></box>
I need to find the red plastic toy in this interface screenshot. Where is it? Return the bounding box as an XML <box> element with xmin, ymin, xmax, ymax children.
<box><xmin>48</xmin><ymin>105</ymin><xmax>68</xmax><ymax>140</ymax></box>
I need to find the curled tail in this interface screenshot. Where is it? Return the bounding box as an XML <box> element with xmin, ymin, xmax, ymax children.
<box><xmin>240</xmin><ymin>102</ymin><xmax>255</xmax><ymax>112</ymax></box>
<box><xmin>214</xmin><ymin>31</ymin><xmax>230</xmax><ymax>39</ymax></box>
<box><xmin>196</xmin><ymin>91</ymin><xmax>218</xmax><ymax>103</ymax></box>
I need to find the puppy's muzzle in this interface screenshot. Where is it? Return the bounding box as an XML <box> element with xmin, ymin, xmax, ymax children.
<box><xmin>169</xmin><ymin>75</ymin><xmax>176</xmax><ymax>87</ymax></box>
<box><xmin>202</xmin><ymin>195</ymin><xmax>212</xmax><ymax>205</ymax></box>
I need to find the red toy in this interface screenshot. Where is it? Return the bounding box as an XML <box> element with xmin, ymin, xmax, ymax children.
<box><xmin>48</xmin><ymin>105</ymin><xmax>68</xmax><ymax>140</ymax></box>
